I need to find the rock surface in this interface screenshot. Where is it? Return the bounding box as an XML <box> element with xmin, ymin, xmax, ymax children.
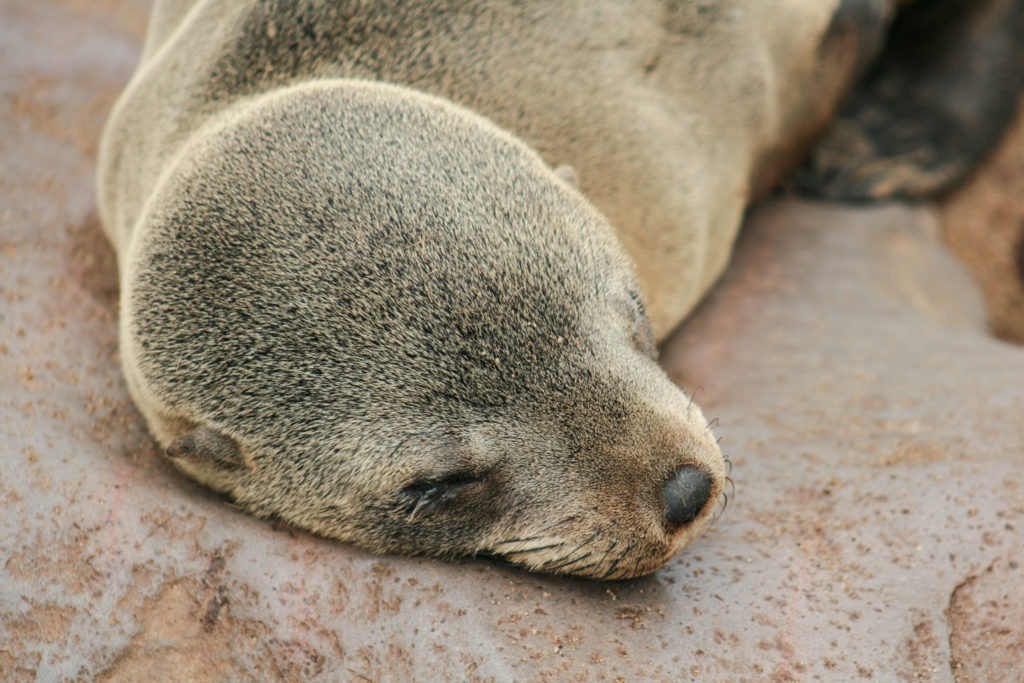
<box><xmin>2</xmin><ymin>1</ymin><xmax>1022</xmax><ymax>681</ymax></box>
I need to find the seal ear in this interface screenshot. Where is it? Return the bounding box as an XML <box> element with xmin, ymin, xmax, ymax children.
<box><xmin>553</xmin><ymin>164</ymin><xmax>579</xmax><ymax>189</ymax></box>
<box><xmin>167</xmin><ymin>426</ymin><xmax>249</xmax><ymax>469</ymax></box>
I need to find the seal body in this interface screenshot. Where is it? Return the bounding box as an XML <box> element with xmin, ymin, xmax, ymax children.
<box><xmin>101</xmin><ymin>0</ymin><xmax>865</xmax><ymax>337</ymax></box>
<box><xmin>98</xmin><ymin>0</ymin><xmax>1010</xmax><ymax>578</ymax></box>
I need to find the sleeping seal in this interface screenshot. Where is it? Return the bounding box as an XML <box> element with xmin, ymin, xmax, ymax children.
<box><xmin>97</xmin><ymin>0</ymin><xmax>1021</xmax><ymax>579</ymax></box>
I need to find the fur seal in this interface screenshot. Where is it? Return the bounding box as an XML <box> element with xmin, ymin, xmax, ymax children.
<box><xmin>98</xmin><ymin>0</ymin><xmax>1021</xmax><ymax>579</ymax></box>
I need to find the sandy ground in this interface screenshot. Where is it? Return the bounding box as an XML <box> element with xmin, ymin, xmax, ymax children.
<box><xmin>2</xmin><ymin>2</ymin><xmax>1022</xmax><ymax>681</ymax></box>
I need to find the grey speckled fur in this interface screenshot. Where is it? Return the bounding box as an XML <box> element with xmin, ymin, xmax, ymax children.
<box><xmin>98</xmin><ymin>0</ymin><xmax>912</xmax><ymax>578</ymax></box>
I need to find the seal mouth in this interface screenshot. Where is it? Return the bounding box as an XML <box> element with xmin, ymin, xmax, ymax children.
<box><xmin>478</xmin><ymin>550</ymin><xmax>633</xmax><ymax>581</ymax></box>
<box><xmin>478</xmin><ymin>542</ymin><xmax>677</xmax><ymax>581</ymax></box>
<box><xmin>477</xmin><ymin>531</ymin><xmax>609</xmax><ymax>578</ymax></box>
<box><xmin>477</xmin><ymin>505</ymin><xmax>720</xmax><ymax>580</ymax></box>
<box><xmin>473</xmin><ymin>549</ymin><xmax>605</xmax><ymax>578</ymax></box>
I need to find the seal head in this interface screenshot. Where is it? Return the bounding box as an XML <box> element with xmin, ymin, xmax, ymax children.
<box><xmin>123</xmin><ymin>82</ymin><xmax>725</xmax><ymax>579</ymax></box>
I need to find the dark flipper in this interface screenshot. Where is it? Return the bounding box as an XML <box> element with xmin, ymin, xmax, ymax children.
<box><xmin>794</xmin><ymin>0</ymin><xmax>1024</xmax><ymax>201</ymax></box>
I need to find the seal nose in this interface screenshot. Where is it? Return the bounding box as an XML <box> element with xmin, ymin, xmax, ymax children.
<box><xmin>663</xmin><ymin>466</ymin><xmax>712</xmax><ymax>526</ymax></box>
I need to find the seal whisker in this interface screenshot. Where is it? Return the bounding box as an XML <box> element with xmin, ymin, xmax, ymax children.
<box><xmin>597</xmin><ymin>561</ymin><xmax>621</xmax><ymax>581</ymax></box>
<box><xmin>491</xmin><ymin>535</ymin><xmax>547</xmax><ymax>547</ymax></box>
<box><xmin>629</xmin><ymin>555</ymin><xmax>646</xmax><ymax>579</ymax></box>
<box><xmin>558</xmin><ymin>529</ymin><xmax>601</xmax><ymax>557</ymax></box>
<box><xmin>540</xmin><ymin>551</ymin><xmax>594</xmax><ymax>573</ymax></box>
<box><xmin>712</xmin><ymin>491</ymin><xmax>728</xmax><ymax>525</ymax></box>
<box><xmin>684</xmin><ymin>385</ymin><xmax>705</xmax><ymax>413</ymax></box>
<box><xmin>593</xmin><ymin>557</ymin><xmax>622</xmax><ymax>581</ymax></box>
<box><xmin>537</xmin><ymin>529</ymin><xmax>600</xmax><ymax>570</ymax></box>
<box><xmin>554</xmin><ymin>560</ymin><xmax>601</xmax><ymax>575</ymax></box>
<box><xmin>597</xmin><ymin>541</ymin><xmax>633</xmax><ymax>580</ymax></box>
<box><xmin>711</xmin><ymin>472</ymin><xmax>735</xmax><ymax>526</ymax></box>
<box><xmin>593</xmin><ymin>539</ymin><xmax>619</xmax><ymax>579</ymax></box>
<box><xmin>496</xmin><ymin>542</ymin><xmax>565</xmax><ymax>557</ymax></box>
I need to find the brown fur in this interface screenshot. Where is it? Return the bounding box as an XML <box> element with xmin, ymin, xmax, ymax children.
<box><xmin>97</xmin><ymin>0</ymin><xmax>949</xmax><ymax>578</ymax></box>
